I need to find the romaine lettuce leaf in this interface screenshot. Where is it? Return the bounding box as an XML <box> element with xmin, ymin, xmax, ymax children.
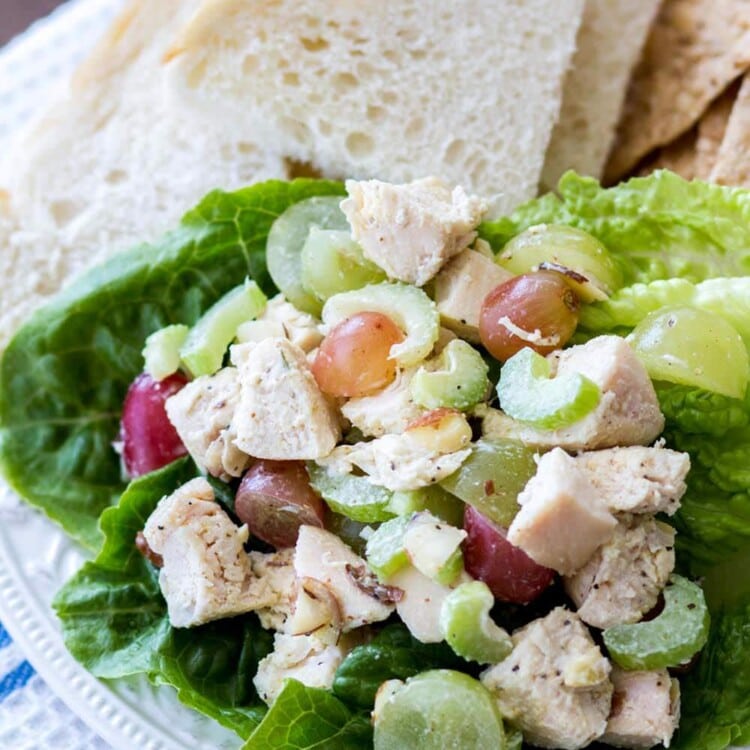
<box><xmin>52</xmin><ymin>458</ymin><xmax>271</xmax><ymax>737</ymax></box>
<box><xmin>579</xmin><ymin>277</ymin><xmax>750</xmax><ymax>345</ymax></box>
<box><xmin>672</xmin><ymin>564</ymin><xmax>750</xmax><ymax>750</ymax></box>
<box><xmin>242</xmin><ymin>680</ymin><xmax>372</xmax><ymax>749</ymax></box>
<box><xmin>12</xmin><ymin>171</ymin><xmax>750</xmax><ymax>748</ymax></box>
<box><xmin>0</xmin><ymin>179</ymin><xmax>344</xmax><ymax>550</ymax></box>
<box><xmin>480</xmin><ymin>171</ymin><xmax>750</xmax><ymax>285</ymax></box>
<box><xmin>332</xmin><ymin>623</ymin><xmax>467</xmax><ymax>710</ymax></box>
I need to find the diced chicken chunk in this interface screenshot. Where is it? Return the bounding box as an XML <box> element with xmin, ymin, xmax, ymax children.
<box><xmin>248</xmin><ymin>548</ymin><xmax>297</xmax><ymax>632</ymax></box>
<box><xmin>340</xmin><ymin>177</ymin><xmax>487</xmax><ymax>286</ymax></box>
<box><xmin>481</xmin><ymin>608</ymin><xmax>612</xmax><ymax>750</ymax></box>
<box><xmin>482</xmin><ymin>336</ymin><xmax>665</xmax><ymax>450</ymax></box>
<box><xmin>253</xmin><ymin>632</ymin><xmax>357</xmax><ymax>705</ymax></box>
<box><xmin>601</xmin><ymin>667</ymin><xmax>680</xmax><ymax>748</ymax></box>
<box><xmin>319</xmin><ymin>431</ymin><xmax>471</xmax><ymax>491</ymax></box>
<box><xmin>341</xmin><ymin>366</ymin><xmax>426</xmax><ymax>437</ymax></box>
<box><xmin>387</xmin><ymin>565</ymin><xmax>471</xmax><ymax>643</ymax></box>
<box><xmin>252</xmin><ymin>294</ymin><xmax>323</xmax><ymax>353</ymax></box>
<box><xmin>508</xmin><ymin>449</ymin><xmax>617</xmax><ymax>575</ymax></box>
<box><xmin>433</xmin><ymin>248</ymin><xmax>513</xmax><ymax>342</ymax></box>
<box><xmin>165</xmin><ymin>367</ymin><xmax>249</xmax><ymax>480</ymax></box>
<box><xmin>574</xmin><ymin>446</ymin><xmax>689</xmax><ymax>516</ymax></box>
<box><xmin>143</xmin><ymin>478</ymin><xmax>278</xmax><ymax>627</ymax></box>
<box><xmin>565</xmin><ymin>515</ymin><xmax>675</xmax><ymax>629</ymax></box>
<box><xmin>232</xmin><ymin>339</ymin><xmax>341</xmax><ymax>460</ymax></box>
<box><xmin>294</xmin><ymin>526</ymin><xmax>395</xmax><ymax>631</ymax></box>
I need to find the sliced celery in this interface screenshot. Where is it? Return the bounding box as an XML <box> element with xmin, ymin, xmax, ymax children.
<box><xmin>180</xmin><ymin>280</ymin><xmax>267</xmax><ymax>377</ymax></box>
<box><xmin>142</xmin><ymin>324</ymin><xmax>189</xmax><ymax>380</ymax></box>
<box><xmin>322</xmin><ymin>283</ymin><xmax>439</xmax><ymax>367</ymax></box>
<box><xmin>410</xmin><ymin>339</ymin><xmax>490</xmax><ymax>410</ymax></box>
<box><xmin>307</xmin><ymin>463</ymin><xmax>394</xmax><ymax>523</ymax></box>
<box><xmin>440</xmin><ymin>581</ymin><xmax>513</xmax><ymax>664</ymax></box>
<box><xmin>497</xmin><ymin>347</ymin><xmax>601</xmax><ymax>429</ymax></box>
<box><xmin>603</xmin><ymin>575</ymin><xmax>710</xmax><ymax>670</ymax></box>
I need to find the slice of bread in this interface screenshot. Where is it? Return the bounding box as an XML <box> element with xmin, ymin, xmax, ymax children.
<box><xmin>541</xmin><ymin>0</ymin><xmax>660</xmax><ymax>188</ymax></box>
<box><xmin>0</xmin><ymin>0</ymin><xmax>289</xmax><ymax>347</ymax></box>
<box><xmin>164</xmin><ymin>0</ymin><xmax>585</xmax><ymax>216</ymax></box>
<box><xmin>1</xmin><ymin>0</ymin><xmax>587</xmax><ymax>348</ymax></box>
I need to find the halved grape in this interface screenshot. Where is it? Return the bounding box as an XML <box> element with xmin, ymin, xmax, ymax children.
<box><xmin>307</xmin><ymin>463</ymin><xmax>395</xmax><ymax>523</ymax></box>
<box><xmin>120</xmin><ymin>372</ymin><xmax>188</xmax><ymax>477</ymax></box>
<box><xmin>322</xmin><ymin>283</ymin><xmax>440</xmax><ymax>367</ymax></box>
<box><xmin>373</xmin><ymin>670</ymin><xmax>507</xmax><ymax>750</ymax></box>
<box><xmin>267</xmin><ymin>196</ymin><xmax>349</xmax><ymax>315</ymax></box>
<box><xmin>312</xmin><ymin>312</ymin><xmax>404</xmax><ymax>397</ymax></box>
<box><xmin>180</xmin><ymin>280</ymin><xmax>267</xmax><ymax>377</ymax></box>
<box><xmin>440</xmin><ymin>439</ymin><xmax>536</xmax><ymax>527</ymax></box>
<box><xmin>479</xmin><ymin>271</ymin><xmax>580</xmax><ymax>363</ymax></box>
<box><xmin>301</xmin><ymin>228</ymin><xmax>386</xmax><ymax>302</ymax></box>
<box><xmin>497</xmin><ymin>347</ymin><xmax>601</xmax><ymax>429</ymax></box>
<box><xmin>235</xmin><ymin>460</ymin><xmax>325</xmax><ymax>548</ymax></box>
<box><xmin>627</xmin><ymin>306</ymin><xmax>750</xmax><ymax>399</ymax></box>
<box><xmin>498</xmin><ymin>224</ymin><xmax>622</xmax><ymax>302</ymax></box>
<box><xmin>463</xmin><ymin>506</ymin><xmax>555</xmax><ymax>604</ymax></box>
<box><xmin>440</xmin><ymin>581</ymin><xmax>513</xmax><ymax>664</ymax></box>
<box><xmin>603</xmin><ymin>575</ymin><xmax>710</xmax><ymax>670</ymax></box>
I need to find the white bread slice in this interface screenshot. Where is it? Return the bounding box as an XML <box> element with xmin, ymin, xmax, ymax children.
<box><xmin>164</xmin><ymin>0</ymin><xmax>585</xmax><ymax>216</ymax></box>
<box><xmin>541</xmin><ymin>0</ymin><xmax>660</xmax><ymax>188</ymax></box>
<box><xmin>0</xmin><ymin>0</ymin><xmax>288</xmax><ymax>347</ymax></box>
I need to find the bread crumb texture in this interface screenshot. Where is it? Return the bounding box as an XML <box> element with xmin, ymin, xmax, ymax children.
<box><xmin>0</xmin><ymin>0</ymin><xmax>586</xmax><ymax>348</ymax></box>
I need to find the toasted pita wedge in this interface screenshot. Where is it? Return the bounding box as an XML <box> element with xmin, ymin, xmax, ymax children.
<box><xmin>711</xmin><ymin>74</ymin><xmax>750</xmax><ymax>186</ymax></box>
<box><xmin>605</xmin><ymin>0</ymin><xmax>750</xmax><ymax>182</ymax></box>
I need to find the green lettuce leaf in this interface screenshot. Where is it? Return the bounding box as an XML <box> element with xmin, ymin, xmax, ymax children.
<box><xmin>672</xmin><ymin>560</ymin><xmax>750</xmax><ymax>750</ymax></box>
<box><xmin>332</xmin><ymin>623</ymin><xmax>467</xmax><ymax>710</ymax></box>
<box><xmin>53</xmin><ymin>458</ymin><xmax>271</xmax><ymax>737</ymax></box>
<box><xmin>480</xmin><ymin>171</ymin><xmax>750</xmax><ymax>285</ymax></box>
<box><xmin>579</xmin><ymin>277</ymin><xmax>750</xmax><ymax>344</ymax></box>
<box><xmin>0</xmin><ymin>179</ymin><xmax>344</xmax><ymax>550</ymax></box>
<box><xmin>242</xmin><ymin>680</ymin><xmax>372</xmax><ymax>749</ymax></box>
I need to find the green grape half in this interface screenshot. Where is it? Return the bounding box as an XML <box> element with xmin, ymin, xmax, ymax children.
<box><xmin>373</xmin><ymin>670</ymin><xmax>507</xmax><ymax>750</ymax></box>
<box><xmin>267</xmin><ymin>196</ymin><xmax>349</xmax><ymax>315</ymax></box>
<box><xmin>301</xmin><ymin>228</ymin><xmax>386</xmax><ymax>302</ymax></box>
<box><xmin>627</xmin><ymin>305</ymin><xmax>750</xmax><ymax>399</ymax></box>
<box><xmin>498</xmin><ymin>224</ymin><xmax>623</xmax><ymax>302</ymax></box>
<box><xmin>440</xmin><ymin>439</ymin><xmax>537</xmax><ymax>527</ymax></box>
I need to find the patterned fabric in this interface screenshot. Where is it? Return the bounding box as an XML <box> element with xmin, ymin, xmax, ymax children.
<box><xmin>0</xmin><ymin>624</ymin><xmax>111</xmax><ymax>747</ymax></box>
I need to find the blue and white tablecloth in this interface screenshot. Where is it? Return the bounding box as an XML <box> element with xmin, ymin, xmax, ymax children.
<box><xmin>0</xmin><ymin>623</ymin><xmax>110</xmax><ymax>747</ymax></box>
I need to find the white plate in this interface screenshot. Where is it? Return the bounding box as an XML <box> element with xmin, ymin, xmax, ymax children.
<box><xmin>0</xmin><ymin>478</ymin><xmax>243</xmax><ymax>749</ymax></box>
